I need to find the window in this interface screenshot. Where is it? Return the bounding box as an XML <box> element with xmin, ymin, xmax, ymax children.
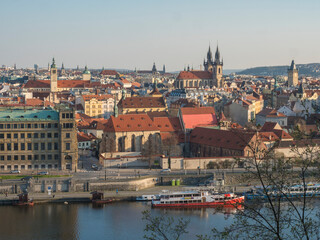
<box><xmin>21</xmin><ymin>165</ymin><xmax>25</xmax><ymax>170</ymax></box>
<box><xmin>34</xmin><ymin>143</ymin><xmax>38</xmax><ymax>151</ymax></box>
<box><xmin>21</xmin><ymin>143</ymin><xmax>25</xmax><ymax>151</ymax></box>
<box><xmin>7</xmin><ymin>134</ymin><xmax>11</xmax><ymax>139</ymax></box>
<box><xmin>14</xmin><ymin>134</ymin><xmax>18</xmax><ymax>139</ymax></box>
<box><xmin>7</xmin><ymin>165</ymin><xmax>11</xmax><ymax>170</ymax></box>
<box><xmin>54</xmin><ymin>143</ymin><xmax>58</xmax><ymax>150</ymax></box>
<box><xmin>27</xmin><ymin>143</ymin><xmax>32</xmax><ymax>151</ymax></box>
<box><xmin>7</xmin><ymin>124</ymin><xmax>11</xmax><ymax>129</ymax></box>
<box><xmin>0</xmin><ymin>134</ymin><xmax>4</xmax><ymax>138</ymax></box>
<box><xmin>66</xmin><ymin>133</ymin><xmax>70</xmax><ymax>138</ymax></box>
<box><xmin>7</xmin><ymin>156</ymin><xmax>11</xmax><ymax>161</ymax></box>
<box><xmin>34</xmin><ymin>155</ymin><xmax>39</xmax><ymax>160</ymax></box>
<box><xmin>41</xmin><ymin>155</ymin><xmax>45</xmax><ymax>160</ymax></box>
<box><xmin>20</xmin><ymin>124</ymin><xmax>24</xmax><ymax>129</ymax></box>
<box><xmin>48</xmin><ymin>123</ymin><xmax>52</xmax><ymax>128</ymax></box>
<box><xmin>13</xmin><ymin>124</ymin><xmax>18</xmax><ymax>129</ymax></box>
<box><xmin>54</xmin><ymin>133</ymin><xmax>59</xmax><ymax>138</ymax></box>
<box><xmin>41</xmin><ymin>143</ymin><xmax>45</xmax><ymax>150</ymax></box>
<box><xmin>0</xmin><ymin>124</ymin><xmax>3</xmax><ymax>129</ymax></box>
<box><xmin>62</xmin><ymin>113</ymin><xmax>65</xmax><ymax>118</ymax></box>
<box><xmin>0</xmin><ymin>156</ymin><xmax>4</xmax><ymax>161</ymax></box>
<box><xmin>41</xmin><ymin>124</ymin><xmax>45</xmax><ymax>128</ymax></box>
<box><xmin>21</xmin><ymin>133</ymin><xmax>25</xmax><ymax>139</ymax></box>
<box><xmin>14</xmin><ymin>155</ymin><xmax>18</xmax><ymax>161</ymax></box>
<box><xmin>27</xmin><ymin>133</ymin><xmax>32</xmax><ymax>138</ymax></box>
<box><xmin>66</xmin><ymin>143</ymin><xmax>71</xmax><ymax>150</ymax></box>
<box><xmin>34</xmin><ymin>124</ymin><xmax>38</xmax><ymax>129</ymax></box>
<box><xmin>28</xmin><ymin>165</ymin><xmax>32</xmax><ymax>169</ymax></box>
<box><xmin>48</xmin><ymin>155</ymin><xmax>52</xmax><ymax>160</ymax></box>
<box><xmin>47</xmin><ymin>133</ymin><xmax>52</xmax><ymax>138</ymax></box>
<box><xmin>34</xmin><ymin>164</ymin><xmax>38</xmax><ymax>169</ymax></box>
<box><xmin>0</xmin><ymin>144</ymin><xmax>4</xmax><ymax>151</ymax></box>
<box><xmin>48</xmin><ymin>143</ymin><xmax>52</xmax><ymax>150</ymax></box>
<box><xmin>66</xmin><ymin>113</ymin><xmax>69</xmax><ymax>118</ymax></box>
<box><xmin>27</xmin><ymin>155</ymin><xmax>32</xmax><ymax>161</ymax></box>
<box><xmin>70</xmin><ymin>113</ymin><xmax>73</xmax><ymax>118</ymax></box>
<box><xmin>21</xmin><ymin>155</ymin><xmax>25</xmax><ymax>161</ymax></box>
<box><xmin>7</xmin><ymin>143</ymin><xmax>11</xmax><ymax>151</ymax></box>
<box><xmin>34</xmin><ymin>133</ymin><xmax>38</xmax><ymax>138</ymax></box>
<box><xmin>54</xmin><ymin>123</ymin><xmax>58</xmax><ymax>128</ymax></box>
<box><xmin>41</xmin><ymin>164</ymin><xmax>45</xmax><ymax>169</ymax></box>
<box><xmin>14</xmin><ymin>143</ymin><xmax>18</xmax><ymax>151</ymax></box>
<box><xmin>54</xmin><ymin>154</ymin><xmax>59</xmax><ymax>160</ymax></box>
<box><xmin>27</xmin><ymin>124</ymin><xmax>31</xmax><ymax>129</ymax></box>
<box><xmin>41</xmin><ymin>133</ymin><xmax>45</xmax><ymax>138</ymax></box>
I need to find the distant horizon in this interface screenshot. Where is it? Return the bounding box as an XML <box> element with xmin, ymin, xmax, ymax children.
<box><xmin>1</xmin><ymin>0</ymin><xmax>320</xmax><ymax>71</ymax></box>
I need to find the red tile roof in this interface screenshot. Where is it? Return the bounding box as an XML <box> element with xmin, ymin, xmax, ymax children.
<box><xmin>260</xmin><ymin>122</ymin><xmax>282</xmax><ymax>132</ymax></box>
<box><xmin>82</xmin><ymin>94</ymin><xmax>113</xmax><ymax>101</ymax></box>
<box><xmin>24</xmin><ymin>80</ymin><xmax>90</xmax><ymax>89</ymax></box>
<box><xmin>153</xmin><ymin>117</ymin><xmax>182</xmax><ymax>132</ymax></box>
<box><xmin>182</xmin><ymin>114</ymin><xmax>218</xmax><ymax>129</ymax></box>
<box><xmin>176</xmin><ymin>71</ymin><xmax>213</xmax><ymax>80</ymax></box>
<box><xmin>77</xmin><ymin>132</ymin><xmax>97</xmax><ymax>142</ymax></box>
<box><xmin>118</xmin><ymin>97</ymin><xmax>166</xmax><ymax>109</ymax></box>
<box><xmin>190</xmin><ymin>127</ymin><xmax>255</xmax><ymax>151</ymax></box>
<box><xmin>180</xmin><ymin>107</ymin><xmax>216</xmax><ymax>115</ymax></box>
<box><xmin>104</xmin><ymin>114</ymin><xmax>159</xmax><ymax>132</ymax></box>
<box><xmin>258</xmin><ymin>109</ymin><xmax>286</xmax><ymax>118</ymax></box>
<box><xmin>100</xmin><ymin>70</ymin><xmax>119</xmax><ymax>76</ymax></box>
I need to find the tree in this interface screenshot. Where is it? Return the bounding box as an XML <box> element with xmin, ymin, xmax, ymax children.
<box><xmin>162</xmin><ymin>133</ymin><xmax>181</xmax><ymax>168</ymax></box>
<box><xmin>142</xmin><ymin>135</ymin><xmax>160</xmax><ymax>168</ymax></box>
<box><xmin>142</xmin><ymin>210</ymin><xmax>190</xmax><ymax>240</ymax></box>
<box><xmin>200</xmin><ymin>127</ymin><xmax>320</xmax><ymax>240</ymax></box>
<box><xmin>100</xmin><ymin>134</ymin><xmax>116</xmax><ymax>158</ymax></box>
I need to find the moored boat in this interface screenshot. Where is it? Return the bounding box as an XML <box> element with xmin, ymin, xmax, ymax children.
<box><xmin>245</xmin><ymin>183</ymin><xmax>320</xmax><ymax>200</ymax></box>
<box><xmin>136</xmin><ymin>195</ymin><xmax>158</xmax><ymax>201</ymax></box>
<box><xmin>13</xmin><ymin>193</ymin><xmax>34</xmax><ymax>206</ymax></box>
<box><xmin>152</xmin><ymin>191</ymin><xmax>244</xmax><ymax>208</ymax></box>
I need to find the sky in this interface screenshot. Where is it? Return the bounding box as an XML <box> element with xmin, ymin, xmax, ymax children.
<box><xmin>1</xmin><ymin>0</ymin><xmax>320</xmax><ymax>71</ymax></box>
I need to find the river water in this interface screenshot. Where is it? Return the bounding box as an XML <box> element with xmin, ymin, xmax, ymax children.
<box><xmin>0</xmin><ymin>202</ymin><xmax>235</xmax><ymax>240</ymax></box>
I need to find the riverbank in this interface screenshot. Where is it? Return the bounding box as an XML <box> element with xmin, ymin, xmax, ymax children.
<box><xmin>0</xmin><ymin>185</ymin><xmax>251</xmax><ymax>205</ymax></box>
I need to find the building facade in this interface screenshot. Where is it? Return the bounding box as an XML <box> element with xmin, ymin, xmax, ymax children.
<box><xmin>0</xmin><ymin>106</ymin><xmax>78</xmax><ymax>172</ymax></box>
<box><xmin>288</xmin><ymin>60</ymin><xmax>298</xmax><ymax>87</ymax></box>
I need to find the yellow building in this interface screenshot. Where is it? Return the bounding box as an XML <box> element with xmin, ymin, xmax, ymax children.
<box><xmin>81</xmin><ymin>94</ymin><xmax>114</xmax><ymax>118</ymax></box>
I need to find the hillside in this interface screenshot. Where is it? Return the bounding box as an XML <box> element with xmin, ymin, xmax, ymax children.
<box><xmin>237</xmin><ymin>63</ymin><xmax>320</xmax><ymax>77</ymax></box>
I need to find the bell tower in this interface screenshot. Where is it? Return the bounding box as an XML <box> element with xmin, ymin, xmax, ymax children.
<box><xmin>50</xmin><ymin>58</ymin><xmax>58</xmax><ymax>92</ymax></box>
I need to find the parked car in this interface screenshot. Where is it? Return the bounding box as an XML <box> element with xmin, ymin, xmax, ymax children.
<box><xmin>91</xmin><ymin>164</ymin><xmax>99</xmax><ymax>171</ymax></box>
<box><xmin>38</xmin><ymin>171</ymin><xmax>49</xmax><ymax>175</ymax></box>
<box><xmin>10</xmin><ymin>170</ymin><xmax>21</xmax><ymax>174</ymax></box>
<box><xmin>160</xmin><ymin>168</ymin><xmax>171</xmax><ymax>173</ymax></box>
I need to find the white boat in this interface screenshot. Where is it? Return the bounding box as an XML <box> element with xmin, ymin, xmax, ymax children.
<box><xmin>152</xmin><ymin>191</ymin><xmax>244</xmax><ymax>208</ymax></box>
<box><xmin>136</xmin><ymin>194</ymin><xmax>158</xmax><ymax>201</ymax></box>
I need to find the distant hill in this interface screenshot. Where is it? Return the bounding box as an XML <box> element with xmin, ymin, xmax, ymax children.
<box><xmin>237</xmin><ymin>63</ymin><xmax>320</xmax><ymax>77</ymax></box>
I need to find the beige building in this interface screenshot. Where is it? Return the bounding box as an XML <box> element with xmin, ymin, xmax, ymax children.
<box><xmin>0</xmin><ymin>106</ymin><xmax>78</xmax><ymax>172</ymax></box>
<box><xmin>81</xmin><ymin>94</ymin><xmax>114</xmax><ymax>118</ymax></box>
<box><xmin>101</xmin><ymin>114</ymin><xmax>161</xmax><ymax>153</ymax></box>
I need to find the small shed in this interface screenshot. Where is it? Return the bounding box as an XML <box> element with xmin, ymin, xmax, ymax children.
<box><xmin>91</xmin><ymin>191</ymin><xmax>104</xmax><ymax>200</ymax></box>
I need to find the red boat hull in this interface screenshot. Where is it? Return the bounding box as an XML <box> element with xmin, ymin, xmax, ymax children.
<box><xmin>13</xmin><ymin>201</ymin><xmax>34</xmax><ymax>206</ymax></box>
<box><xmin>92</xmin><ymin>199</ymin><xmax>113</xmax><ymax>205</ymax></box>
<box><xmin>152</xmin><ymin>196</ymin><xmax>244</xmax><ymax>208</ymax></box>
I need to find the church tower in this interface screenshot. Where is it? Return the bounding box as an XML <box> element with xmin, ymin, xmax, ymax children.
<box><xmin>288</xmin><ymin>60</ymin><xmax>298</xmax><ymax>87</ymax></box>
<box><xmin>60</xmin><ymin>62</ymin><xmax>66</xmax><ymax>76</ymax></box>
<box><xmin>204</xmin><ymin>46</ymin><xmax>214</xmax><ymax>72</ymax></box>
<box><xmin>50</xmin><ymin>58</ymin><xmax>58</xmax><ymax>92</ymax></box>
<box><xmin>213</xmin><ymin>45</ymin><xmax>223</xmax><ymax>88</ymax></box>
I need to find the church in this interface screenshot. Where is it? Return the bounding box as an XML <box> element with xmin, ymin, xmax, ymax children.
<box><xmin>175</xmin><ymin>45</ymin><xmax>223</xmax><ymax>89</ymax></box>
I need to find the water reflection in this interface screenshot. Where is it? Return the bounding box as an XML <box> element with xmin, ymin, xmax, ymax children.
<box><xmin>0</xmin><ymin>202</ymin><xmax>237</xmax><ymax>240</ymax></box>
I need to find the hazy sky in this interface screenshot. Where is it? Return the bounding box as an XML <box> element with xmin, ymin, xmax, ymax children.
<box><xmin>1</xmin><ymin>0</ymin><xmax>320</xmax><ymax>71</ymax></box>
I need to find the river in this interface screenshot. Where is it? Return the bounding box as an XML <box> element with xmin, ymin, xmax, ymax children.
<box><xmin>0</xmin><ymin>202</ymin><xmax>236</xmax><ymax>240</ymax></box>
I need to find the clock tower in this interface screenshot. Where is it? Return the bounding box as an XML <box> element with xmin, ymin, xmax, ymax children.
<box><xmin>50</xmin><ymin>58</ymin><xmax>58</xmax><ymax>92</ymax></box>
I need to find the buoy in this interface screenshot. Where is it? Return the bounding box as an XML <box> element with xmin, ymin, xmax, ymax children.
<box><xmin>64</xmin><ymin>201</ymin><xmax>68</xmax><ymax>205</ymax></box>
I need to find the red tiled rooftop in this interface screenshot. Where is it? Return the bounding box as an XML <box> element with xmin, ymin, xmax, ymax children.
<box><xmin>176</xmin><ymin>71</ymin><xmax>213</xmax><ymax>80</ymax></box>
